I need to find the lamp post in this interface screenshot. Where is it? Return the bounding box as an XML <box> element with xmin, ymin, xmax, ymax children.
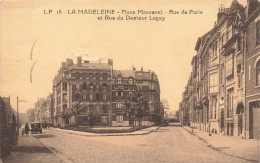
<box><xmin>17</xmin><ymin>96</ymin><xmax>27</xmax><ymax>135</ymax></box>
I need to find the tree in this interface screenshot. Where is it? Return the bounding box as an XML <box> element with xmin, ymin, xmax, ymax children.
<box><xmin>125</xmin><ymin>91</ymin><xmax>149</xmax><ymax>128</ymax></box>
<box><xmin>175</xmin><ymin>110</ymin><xmax>180</xmax><ymax>123</ymax></box>
<box><xmin>62</xmin><ymin>102</ymin><xmax>86</xmax><ymax>125</ymax></box>
<box><xmin>161</xmin><ymin>99</ymin><xmax>170</xmax><ymax>119</ymax></box>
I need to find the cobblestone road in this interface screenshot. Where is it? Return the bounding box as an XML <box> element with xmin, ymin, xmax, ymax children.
<box><xmin>34</xmin><ymin>125</ymin><xmax>254</xmax><ymax>163</ymax></box>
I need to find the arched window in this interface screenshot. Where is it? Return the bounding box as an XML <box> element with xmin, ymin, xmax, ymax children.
<box><xmin>256</xmin><ymin>60</ymin><xmax>260</xmax><ymax>86</ymax></box>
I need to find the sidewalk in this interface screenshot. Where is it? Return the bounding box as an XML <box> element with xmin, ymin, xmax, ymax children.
<box><xmin>2</xmin><ymin>133</ymin><xmax>64</xmax><ymax>163</ymax></box>
<box><xmin>50</xmin><ymin>126</ymin><xmax>160</xmax><ymax>137</ymax></box>
<box><xmin>182</xmin><ymin>126</ymin><xmax>259</xmax><ymax>162</ymax></box>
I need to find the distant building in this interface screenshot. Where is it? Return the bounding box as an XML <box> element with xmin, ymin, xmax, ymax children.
<box><xmin>26</xmin><ymin>108</ymin><xmax>35</xmax><ymax>123</ymax></box>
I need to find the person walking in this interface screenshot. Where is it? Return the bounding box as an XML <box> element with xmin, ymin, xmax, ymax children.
<box><xmin>25</xmin><ymin>123</ymin><xmax>29</xmax><ymax>136</ymax></box>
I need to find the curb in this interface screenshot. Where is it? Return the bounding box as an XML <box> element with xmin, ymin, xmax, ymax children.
<box><xmin>182</xmin><ymin>127</ymin><xmax>258</xmax><ymax>162</ymax></box>
<box><xmin>50</xmin><ymin>126</ymin><xmax>160</xmax><ymax>137</ymax></box>
<box><xmin>31</xmin><ymin>135</ymin><xmax>71</xmax><ymax>163</ymax></box>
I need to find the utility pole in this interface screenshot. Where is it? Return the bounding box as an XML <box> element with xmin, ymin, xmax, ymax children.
<box><xmin>17</xmin><ymin>96</ymin><xmax>19</xmax><ymax>135</ymax></box>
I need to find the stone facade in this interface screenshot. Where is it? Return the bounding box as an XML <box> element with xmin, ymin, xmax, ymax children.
<box><xmin>179</xmin><ymin>0</ymin><xmax>260</xmax><ymax>139</ymax></box>
<box><xmin>52</xmin><ymin>57</ymin><xmax>161</xmax><ymax>127</ymax></box>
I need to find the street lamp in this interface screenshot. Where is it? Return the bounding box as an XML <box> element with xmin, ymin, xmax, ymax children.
<box><xmin>17</xmin><ymin>96</ymin><xmax>27</xmax><ymax>135</ymax></box>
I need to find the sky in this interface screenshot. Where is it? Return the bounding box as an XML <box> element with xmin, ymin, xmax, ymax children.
<box><xmin>0</xmin><ymin>0</ymin><xmax>247</xmax><ymax>113</ymax></box>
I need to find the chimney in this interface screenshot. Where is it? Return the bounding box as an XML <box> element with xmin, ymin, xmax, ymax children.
<box><xmin>77</xmin><ymin>56</ymin><xmax>82</xmax><ymax>66</ymax></box>
<box><xmin>66</xmin><ymin>58</ymin><xmax>74</xmax><ymax>67</ymax></box>
<box><xmin>141</xmin><ymin>67</ymin><xmax>143</xmax><ymax>72</ymax></box>
<box><xmin>62</xmin><ymin>62</ymin><xmax>66</xmax><ymax>69</ymax></box>
<box><xmin>108</xmin><ymin>59</ymin><xmax>113</xmax><ymax>67</ymax></box>
<box><xmin>132</xmin><ymin>65</ymin><xmax>136</xmax><ymax>72</ymax></box>
<box><xmin>217</xmin><ymin>4</ymin><xmax>225</xmax><ymax>21</ymax></box>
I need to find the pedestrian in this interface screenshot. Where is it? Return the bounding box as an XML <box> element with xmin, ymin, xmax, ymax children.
<box><xmin>25</xmin><ymin>123</ymin><xmax>29</xmax><ymax>136</ymax></box>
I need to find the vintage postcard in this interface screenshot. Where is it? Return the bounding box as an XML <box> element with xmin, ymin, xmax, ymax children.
<box><xmin>0</xmin><ymin>0</ymin><xmax>259</xmax><ymax>162</ymax></box>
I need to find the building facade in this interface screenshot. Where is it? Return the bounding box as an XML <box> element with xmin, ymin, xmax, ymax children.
<box><xmin>245</xmin><ymin>0</ymin><xmax>260</xmax><ymax>139</ymax></box>
<box><xmin>52</xmin><ymin>57</ymin><xmax>161</xmax><ymax>127</ymax></box>
<box><xmin>179</xmin><ymin>0</ymin><xmax>260</xmax><ymax>139</ymax></box>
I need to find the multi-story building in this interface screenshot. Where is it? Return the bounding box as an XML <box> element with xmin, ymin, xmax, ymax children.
<box><xmin>52</xmin><ymin>57</ymin><xmax>161</xmax><ymax>127</ymax></box>
<box><xmin>26</xmin><ymin>108</ymin><xmax>35</xmax><ymax>123</ymax></box>
<box><xmin>112</xmin><ymin>69</ymin><xmax>135</xmax><ymax>126</ymax></box>
<box><xmin>245</xmin><ymin>0</ymin><xmax>260</xmax><ymax>139</ymax></box>
<box><xmin>52</xmin><ymin>57</ymin><xmax>113</xmax><ymax>127</ymax></box>
<box><xmin>34</xmin><ymin>98</ymin><xmax>46</xmax><ymax>122</ymax></box>
<box><xmin>134</xmin><ymin>68</ymin><xmax>161</xmax><ymax>126</ymax></box>
<box><xmin>179</xmin><ymin>0</ymin><xmax>260</xmax><ymax>139</ymax></box>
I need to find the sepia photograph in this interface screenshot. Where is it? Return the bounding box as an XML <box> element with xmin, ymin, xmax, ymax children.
<box><xmin>0</xmin><ymin>0</ymin><xmax>259</xmax><ymax>162</ymax></box>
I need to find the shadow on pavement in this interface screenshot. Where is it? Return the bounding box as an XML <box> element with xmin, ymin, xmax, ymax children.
<box><xmin>33</xmin><ymin>134</ymin><xmax>56</xmax><ymax>139</ymax></box>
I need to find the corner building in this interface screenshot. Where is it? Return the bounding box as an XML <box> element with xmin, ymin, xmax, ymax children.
<box><xmin>52</xmin><ymin>57</ymin><xmax>161</xmax><ymax>127</ymax></box>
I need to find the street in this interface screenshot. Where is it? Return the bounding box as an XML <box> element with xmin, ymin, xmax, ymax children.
<box><xmin>33</xmin><ymin>124</ymin><xmax>252</xmax><ymax>163</ymax></box>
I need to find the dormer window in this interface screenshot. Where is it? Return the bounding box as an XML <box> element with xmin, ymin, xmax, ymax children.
<box><xmin>129</xmin><ymin>79</ymin><xmax>133</xmax><ymax>84</ymax></box>
<box><xmin>117</xmin><ymin>78</ymin><xmax>122</xmax><ymax>84</ymax></box>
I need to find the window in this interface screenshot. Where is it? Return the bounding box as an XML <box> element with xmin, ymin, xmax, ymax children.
<box><xmin>101</xmin><ymin>116</ymin><xmax>108</xmax><ymax>124</ymax></box>
<box><xmin>129</xmin><ymin>79</ymin><xmax>133</xmax><ymax>84</ymax></box>
<box><xmin>103</xmin><ymin>73</ymin><xmax>107</xmax><ymax>79</ymax></box>
<box><xmin>83</xmin><ymin>82</ymin><xmax>87</xmax><ymax>90</ymax></box>
<box><xmin>212</xmin><ymin>41</ymin><xmax>218</xmax><ymax>59</ymax></box>
<box><xmin>96</xmin><ymin>93</ymin><xmax>100</xmax><ymax>101</ymax></box>
<box><xmin>257</xmin><ymin>60</ymin><xmax>260</xmax><ymax>86</ymax></box>
<box><xmin>96</xmin><ymin>83</ymin><xmax>100</xmax><ymax>90</ymax></box>
<box><xmin>150</xmin><ymin>83</ymin><xmax>154</xmax><ymax>90</ymax></box>
<box><xmin>90</xmin><ymin>93</ymin><xmax>93</xmax><ymax>101</ymax></box>
<box><xmin>116</xmin><ymin>102</ymin><xmax>124</xmax><ymax>108</ymax></box>
<box><xmin>237</xmin><ymin>64</ymin><xmax>242</xmax><ymax>88</ymax></box>
<box><xmin>76</xmin><ymin>84</ymin><xmax>80</xmax><ymax>91</ymax></box>
<box><xmin>96</xmin><ymin>73</ymin><xmax>100</xmax><ymax>79</ymax></box>
<box><xmin>103</xmin><ymin>83</ymin><xmax>107</xmax><ymax>89</ymax></box>
<box><xmin>116</xmin><ymin>115</ymin><xmax>123</xmax><ymax>122</ymax></box>
<box><xmin>227</xmin><ymin>88</ymin><xmax>234</xmax><ymax>115</ymax></box>
<box><xmin>220</xmin><ymin>63</ymin><xmax>225</xmax><ymax>85</ymax></box>
<box><xmin>209</xmin><ymin>73</ymin><xmax>218</xmax><ymax>93</ymax></box>
<box><xmin>63</xmin><ymin>82</ymin><xmax>67</xmax><ymax>90</ymax></box>
<box><xmin>83</xmin><ymin>93</ymin><xmax>86</xmax><ymax>101</ymax></box>
<box><xmin>103</xmin><ymin>105</ymin><xmax>107</xmax><ymax>113</ymax></box>
<box><xmin>138</xmin><ymin>84</ymin><xmax>142</xmax><ymax>90</ymax></box>
<box><xmin>90</xmin><ymin>73</ymin><xmax>93</xmax><ymax>79</ymax></box>
<box><xmin>149</xmin><ymin>94</ymin><xmax>154</xmax><ymax>102</ymax></box>
<box><xmin>118</xmin><ymin>78</ymin><xmax>122</xmax><ymax>84</ymax></box>
<box><xmin>76</xmin><ymin>93</ymin><xmax>80</xmax><ymax>102</ymax></box>
<box><xmin>225</xmin><ymin>54</ymin><xmax>234</xmax><ymax>77</ymax></box>
<box><xmin>256</xmin><ymin>20</ymin><xmax>260</xmax><ymax>47</ymax></box>
<box><xmin>116</xmin><ymin>91</ymin><xmax>123</xmax><ymax>97</ymax></box>
<box><xmin>150</xmin><ymin>104</ymin><xmax>154</xmax><ymax>111</ymax></box>
<box><xmin>226</xmin><ymin>25</ymin><xmax>233</xmax><ymax>41</ymax></box>
<box><xmin>103</xmin><ymin>94</ymin><xmax>107</xmax><ymax>101</ymax></box>
<box><xmin>76</xmin><ymin>72</ymin><xmax>80</xmax><ymax>79</ymax></box>
<box><xmin>63</xmin><ymin>93</ymin><xmax>67</xmax><ymax>100</ymax></box>
<box><xmin>90</xmin><ymin>83</ymin><xmax>94</xmax><ymax>90</ymax></box>
<box><xmin>82</xmin><ymin>73</ymin><xmax>86</xmax><ymax>79</ymax></box>
<box><xmin>221</xmin><ymin>34</ymin><xmax>225</xmax><ymax>46</ymax></box>
<box><xmin>90</xmin><ymin>105</ymin><xmax>93</xmax><ymax>112</ymax></box>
